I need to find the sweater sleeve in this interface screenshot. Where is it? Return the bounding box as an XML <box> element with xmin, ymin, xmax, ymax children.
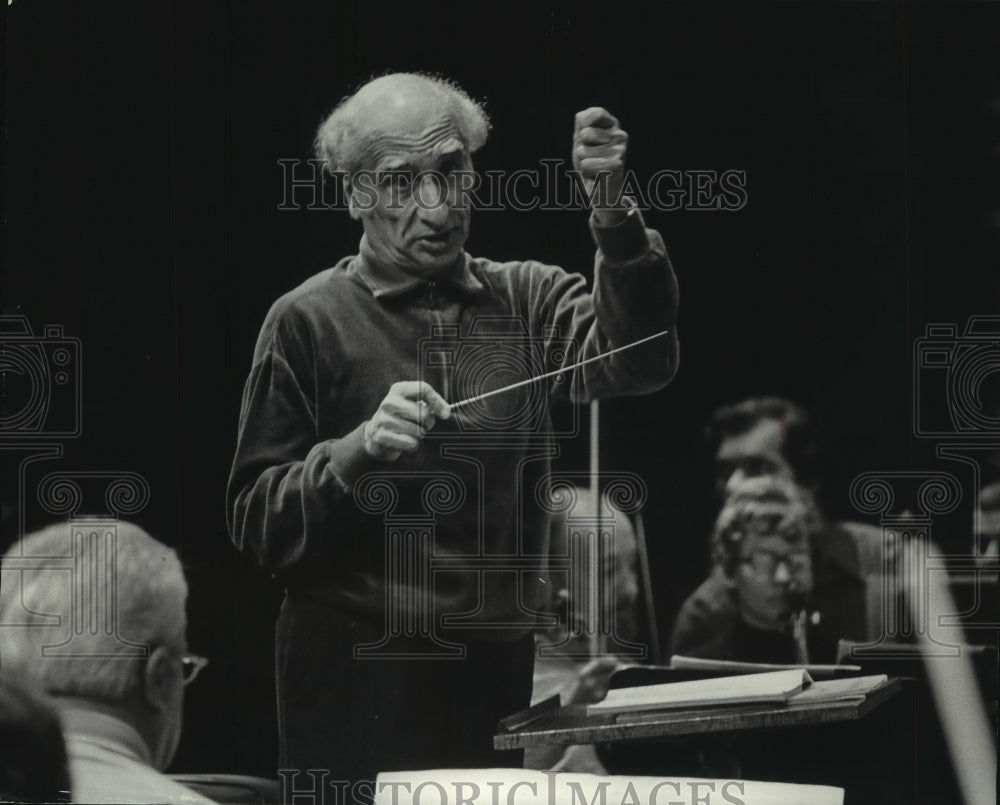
<box><xmin>532</xmin><ymin>207</ymin><xmax>680</xmax><ymax>401</ymax></box>
<box><xmin>225</xmin><ymin>308</ymin><xmax>379</xmax><ymax>572</ymax></box>
<box><xmin>668</xmin><ymin>572</ymin><xmax>739</xmax><ymax>656</ymax></box>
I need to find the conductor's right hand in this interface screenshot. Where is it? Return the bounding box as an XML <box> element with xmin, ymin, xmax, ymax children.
<box><xmin>362</xmin><ymin>381</ymin><xmax>451</xmax><ymax>461</ymax></box>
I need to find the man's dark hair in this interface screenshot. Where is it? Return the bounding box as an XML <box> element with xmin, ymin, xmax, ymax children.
<box><xmin>705</xmin><ymin>396</ymin><xmax>819</xmax><ymax>489</ymax></box>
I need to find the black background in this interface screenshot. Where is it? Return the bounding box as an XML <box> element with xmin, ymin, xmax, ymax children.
<box><xmin>4</xmin><ymin>0</ymin><xmax>998</xmax><ymax>783</ymax></box>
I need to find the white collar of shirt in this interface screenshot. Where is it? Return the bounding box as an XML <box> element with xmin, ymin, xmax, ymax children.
<box><xmin>60</xmin><ymin>705</ymin><xmax>153</xmax><ymax>766</ymax></box>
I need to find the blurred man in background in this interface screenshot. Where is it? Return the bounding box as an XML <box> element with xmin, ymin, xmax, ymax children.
<box><xmin>0</xmin><ymin>521</ymin><xmax>214</xmax><ymax>804</ymax></box>
<box><xmin>670</xmin><ymin>397</ymin><xmax>877</xmax><ymax>658</ymax></box>
<box><xmin>676</xmin><ymin>476</ymin><xmax>834</xmax><ymax>662</ymax></box>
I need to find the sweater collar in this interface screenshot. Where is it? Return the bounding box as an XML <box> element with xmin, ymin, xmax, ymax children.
<box><xmin>354</xmin><ymin>235</ymin><xmax>486</xmax><ymax>300</ymax></box>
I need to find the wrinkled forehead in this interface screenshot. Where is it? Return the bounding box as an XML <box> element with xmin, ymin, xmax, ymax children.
<box><xmin>355</xmin><ymin>114</ymin><xmax>467</xmax><ymax>172</ymax></box>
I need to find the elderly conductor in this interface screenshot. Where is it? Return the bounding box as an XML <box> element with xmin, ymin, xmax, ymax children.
<box><xmin>227</xmin><ymin>72</ymin><xmax>680</xmax><ymax>783</ymax></box>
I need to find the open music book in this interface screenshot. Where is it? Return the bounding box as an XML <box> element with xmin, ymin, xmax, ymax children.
<box><xmin>588</xmin><ymin>669</ymin><xmax>890</xmax><ymax>715</ymax></box>
<box><xmin>588</xmin><ymin>669</ymin><xmax>814</xmax><ymax>714</ymax></box>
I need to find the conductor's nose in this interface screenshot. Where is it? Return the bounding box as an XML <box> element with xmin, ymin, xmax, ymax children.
<box><xmin>417</xmin><ymin>174</ymin><xmax>452</xmax><ymax>227</ymax></box>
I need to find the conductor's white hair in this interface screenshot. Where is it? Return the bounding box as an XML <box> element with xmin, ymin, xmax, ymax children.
<box><xmin>0</xmin><ymin>521</ymin><xmax>187</xmax><ymax>703</ymax></box>
<box><xmin>314</xmin><ymin>72</ymin><xmax>490</xmax><ymax>175</ymax></box>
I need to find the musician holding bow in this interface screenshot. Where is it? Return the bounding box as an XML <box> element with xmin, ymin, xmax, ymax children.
<box><xmin>226</xmin><ymin>72</ymin><xmax>679</xmax><ymax>785</ymax></box>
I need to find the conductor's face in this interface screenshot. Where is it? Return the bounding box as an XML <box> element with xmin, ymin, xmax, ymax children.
<box><xmin>350</xmin><ymin>144</ymin><xmax>472</xmax><ymax>278</ymax></box>
<box><xmin>345</xmin><ymin>79</ymin><xmax>473</xmax><ymax>277</ymax></box>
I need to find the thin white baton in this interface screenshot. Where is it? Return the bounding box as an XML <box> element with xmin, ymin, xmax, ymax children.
<box><xmin>448</xmin><ymin>329</ymin><xmax>671</xmax><ymax>411</ymax></box>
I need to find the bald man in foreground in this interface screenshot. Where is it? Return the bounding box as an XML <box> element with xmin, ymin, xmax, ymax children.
<box><xmin>227</xmin><ymin>72</ymin><xmax>680</xmax><ymax>784</ymax></box>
